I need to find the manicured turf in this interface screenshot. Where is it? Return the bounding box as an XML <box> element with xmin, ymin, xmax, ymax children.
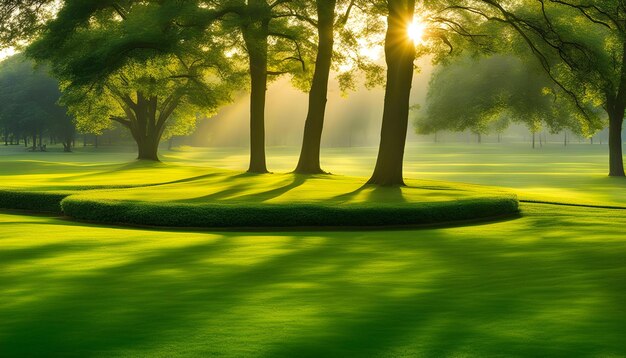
<box><xmin>1</xmin><ymin>144</ymin><xmax>625</xmax><ymax>356</ymax></box>
<box><xmin>0</xmin><ymin>147</ymin><xmax>518</xmax><ymax>226</ymax></box>
<box><xmin>2</xmin><ymin>142</ymin><xmax>625</xmax><ymax>206</ymax></box>
<box><xmin>0</xmin><ymin>203</ymin><xmax>625</xmax><ymax>357</ymax></box>
<box><xmin>163</xmin><ymin>143</ymin><xmax>626</xmax><ymax>206</ymax></box>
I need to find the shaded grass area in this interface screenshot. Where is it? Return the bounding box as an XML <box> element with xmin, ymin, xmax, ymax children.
<box><xmin>0</xmin><ymin>203</ymin><xmax>625</xmax><ymax>357</ymax></box>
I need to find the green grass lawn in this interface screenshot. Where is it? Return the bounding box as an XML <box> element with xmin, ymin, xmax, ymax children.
<box><xmin>1</xmin><ymin>143</ymin><xmax>625</xmax><ymax>356</ymax></box>
<box><xmin>0</xmin><ymin>204</ymin><xmax>624</xmax><ymax>357</ymax></box>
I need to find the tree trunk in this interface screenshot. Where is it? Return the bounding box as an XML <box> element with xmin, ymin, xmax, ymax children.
<box><xmin>367</xmin><ymin>0</ymin><xmax>416</xmax><ymax>186</ymax></box>
<box><xmin>136</xmin><ymin>136</ymin><xmax>160</xmax><ymax>161</ymax></box>
<box><xmin>608</xmin><ymin>110</ymin><xmax>625</xmax><ymax>176</ymax></box>
<box><xmin>564</xmin><ymin>131</ymin><xmax>567</xmax><ymax>147</ymax></box>
<box><xmin>532</xmin><ymin>132</ymin><xmax>535</xmax><ymax>149</ymax></box>
<box><xmin>63</xmin><ymin>139</ymin><xmax>72</xmax><ymax>152</ymax></box>
<box><xmin>243</xmin><ymin>22</ymin><xmax>269</xmax><ymax>173</ymax></box>
<box><xmin>295</xmin><ymin>0</ymin><xmax>337</xmax><ymax>174</ymax></box>
<box><xmin>131</xmin><ymin>92</ymin><xmax>163</xmax><ymax>161</ymax></box>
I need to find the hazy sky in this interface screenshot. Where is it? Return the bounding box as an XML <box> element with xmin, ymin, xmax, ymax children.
<box><xmin>0</xmin><ymin>48</ymin><xmax>16</xmax><ymax>60</ymax></box>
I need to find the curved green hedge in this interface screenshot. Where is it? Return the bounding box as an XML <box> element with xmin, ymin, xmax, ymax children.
<box><xmin>0</xmin><ymin>185</ymin><xmax>143</xmax><ymax>213</ymax></box>
<box><xmin>60</xmin><ymin>195</ymin><xmax>519</xmax><ymax>228</ymax></box>
<box><xmin>0</xmin><ymin>189</ymin><xmax>72</xmax><ymax>213</ymax></box>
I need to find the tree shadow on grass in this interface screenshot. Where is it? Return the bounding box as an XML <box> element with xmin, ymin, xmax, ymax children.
<box><xmin>1</xmin><ymin>207</ymin><xmax>625</xmax><ymax>356</ymax></box>
<box><xmin>176</xmin><ymin>173</ymin><xmax>310</xmax><ymax>203</ymax></box>
<box><xmin>332</xmin><ymin>184</ymin><xmax>408</xmax><ymax>204</ymax></box>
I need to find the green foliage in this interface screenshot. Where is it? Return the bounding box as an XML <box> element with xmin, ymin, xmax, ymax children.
<box><xmin>414</xmin><ymin>55</ymin><xmax>604</xmax><ymax>136</ymax></box>
<box><xmin>439</xmin><ymin>0</ymin><xmax>625</xmax><ymax>123</ymax></box>
<box><xmin>0</xmin><ymin>0</ymin><xmax>56</xmax><ymax>48</ymax></box>
<box><xmin>0</xmin><ymin>55</ymin><xmax>75</xmax><ymax>143</ymax></box>
<box><xmin>28</xmin><ymin>1</ymin><xmax>243</xmax><ymax>154</ymax></box>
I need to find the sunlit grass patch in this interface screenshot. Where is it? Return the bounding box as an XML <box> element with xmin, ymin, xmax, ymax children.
<box><xmin>0</xmin><ymin>204</ymin><xmax>625</xmax><ymax>356</ymax></box>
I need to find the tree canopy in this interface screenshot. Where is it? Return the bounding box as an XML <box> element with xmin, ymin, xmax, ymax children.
<box><xmin>0</xmin><ymin>55</ymin><xmax>75</xmax><ymax>151</ymax></box>
<box><xmin>28</xmin><ymin>0</ymin><xmax>243</xmax><ymax>160</ymax></box>
<box><xmin>415</xmin><ymin>54</ymin><xmax>603</xmax><ymax>139</ymax></box>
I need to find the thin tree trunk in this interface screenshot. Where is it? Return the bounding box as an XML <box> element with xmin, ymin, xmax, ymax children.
<box><xmin>532</xmin><ymin>132</ymin><xmax>535</xmax><ymax>149</ymax></box>
<box><xmin>63</xmin><ymin>138</ymin><xmax>72</xmax><ymax>152</ymax></box>
<box><xmin>608</xmin><ymin>110</ymin><xmax>625</xmax><ymax>176</ymax></box>
<box><xmin>243</xmin><ymin>19</ymin><xmax>269</xmax><ymax>174</ymax></box>
<box><xmin>295</xmin><ymin>0</ymin><xmax>337</xmax><ymax>174</ymax></box>
<box><xmin>367</xmin><ymin>0</ymin><xmax>416</xmax><ymax>186</ymax></box>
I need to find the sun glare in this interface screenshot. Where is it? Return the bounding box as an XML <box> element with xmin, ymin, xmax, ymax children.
<box><xmin>408</xmin><ymin>18</ymin><xmax>426</xmax><ymax>44</ymax></box>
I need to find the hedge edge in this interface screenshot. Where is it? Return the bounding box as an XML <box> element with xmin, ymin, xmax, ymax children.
<box><xmin>60</xmin><ymin>195</ymin><xmax>519</xmax><ymax>228</ymax></box>
<box><xmin>0</xmin><ymin>189</ymin><xmax>71</xmax><ymax>213</ymax></box>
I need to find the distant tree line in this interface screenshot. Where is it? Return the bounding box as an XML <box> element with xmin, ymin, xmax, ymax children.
<box><xmin>413</xmin><ymin>55</ymin><xmax>604</xmax><ymax>149</ymax></box>
<box><xmin>0</xmin><ymin>56</ymin><xmax>75</xmax><ymax>152</ymax></box>
<box><xmin>1</xmin><ymin>0</ymin><xmax>625</xmax><ymax>184</ymax></box>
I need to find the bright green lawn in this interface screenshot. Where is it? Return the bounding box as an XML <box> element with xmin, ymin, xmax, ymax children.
<box><xmin>164</xmin><ymin>143</ymin><xmax>626</xmax><ymax>206</ymax></box>
<box><xmin>1</xmin><ymin>143</ymin><xmax>625</xmax><ymax>356</ymax></box>
<box><xmin>0</xmin><ymin>203</ymin><xmax>625</xmax><ymax>357</ymax></box>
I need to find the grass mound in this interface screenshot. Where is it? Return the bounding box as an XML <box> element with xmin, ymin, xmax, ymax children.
<box><xmin>60</xmin><ymin>173</ymin><xmax>518</xmax><ymax>228</ymax></box>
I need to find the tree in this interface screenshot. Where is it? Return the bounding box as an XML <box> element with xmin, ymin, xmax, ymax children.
<box><xmin>0</xmin><ymin>0</ymin><xmax>56</xmax><ymax>48</ymax></box>
<box><xmin>0</xmin><ymin>55</ymin><xmax>75</xmax><ymax>151</ymax></box>
<box><xmin>414</xmin><ymin>55</ymin><xmax>602</xmax><ymax>146</ymax></box>
<box><xmin>28</xmin><ymin>1</ymin><xmax>241</xmax><ymax>161</ymax></box>
<box><xmin>293</xmin><ymin>0</ymin><xmax>340</xmax><ymax>174</ymax></box>
<box><xmin>367</xmin><ymin>0</ymin><xmax>417</xmax><ymax>186</ymax></box>
<box><xmin>217</xmin><ymin>0</ymin><xmax>311</xmax><ymax>173</ymax></box>
<box><xmin>443</xmin><ymin>0</ymin><xmax>626</xmax><ymax>175</ymax></box>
